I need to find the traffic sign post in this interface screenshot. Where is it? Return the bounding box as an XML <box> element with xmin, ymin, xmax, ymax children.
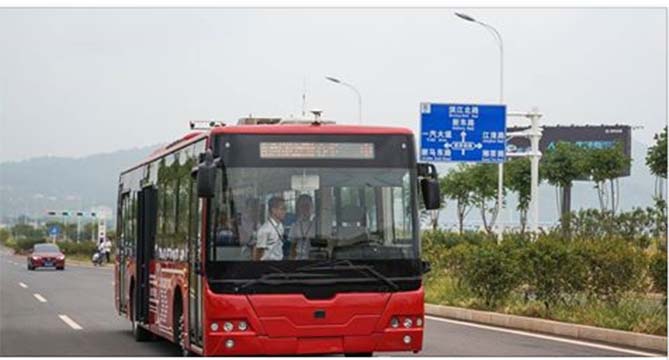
<box><xmin>420</xmin><ymin>103</ymin><xmax>506</xmax><ymax>163</ymax></box>
<box><xmin>47</xmin><ymin>225</ymin><xmax>60</xmax><ymax>243</ymax></box>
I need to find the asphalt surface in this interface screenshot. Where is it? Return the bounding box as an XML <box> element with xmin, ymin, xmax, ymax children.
<box><xmin>0</xmin><ymin>249</ymin><xmax>663</xmax><ymax>357</ymax></box>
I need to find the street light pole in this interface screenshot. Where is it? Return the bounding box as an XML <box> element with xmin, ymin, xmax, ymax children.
<box><xmin>325</xmin><ymin>76</ymin><xmax>362</xmax><ymax>125</ymax></box>
<box><xmin>455</xmin><ymin>12</ymin><xmax>505</xmax><ymax>242</ymax></box>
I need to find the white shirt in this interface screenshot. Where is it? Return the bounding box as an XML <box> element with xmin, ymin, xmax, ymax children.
<box><xmin>288</xmin><ymin>217</ymin><xmax>314</xmax><ymax>260</ymax></box>
<box><xmin>255</xmin><ymin>217</ymin><xmax>284</xmax><ymax>261</ymax></box>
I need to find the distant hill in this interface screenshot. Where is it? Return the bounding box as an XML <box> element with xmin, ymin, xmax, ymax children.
<box><xmin>0</xmin><ymin>145</ymin><xmax>159</xmax><ymax>220</ymax></box>
<box><xmin>0</xmin><ymin>139</ymin><xmax>659</xmax><ymax>228</ymax></box>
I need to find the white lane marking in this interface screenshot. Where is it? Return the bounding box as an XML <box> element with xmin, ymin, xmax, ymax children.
<box><xmin>425</xmin><ymin>316</ymin><xmax>663</xmax><ymax>357</ymax></box>
<box><xmin>33</xmin><ymin>293</ymin><xmax>47</xmax><ymax>303</ymax></box>
<box><xmin>58</xmin><ymin>314</ymin><xmax>83</xmax><ymax>330</ymax></box>
<box><xmin>18</xmin><ymin>282</ymin><xmax>27</xmax><ymax>288</ymax></box>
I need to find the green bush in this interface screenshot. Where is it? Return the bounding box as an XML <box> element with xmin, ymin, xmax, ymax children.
<box><xmin>649</xmin><ymin>252</ymin><xmax>667</xmax><ymax>295</ymax></box>
<box><xmin>562</xmin><ymin>208</ymin><xmax>660</xmax><ymax>249</ymax></box>
<box><xmin>444</xmin><ymin>243</ymin><xmax>473</xmax><ymax>285</ymax></box>
<box><xmin>525</xmin><ymin>238</ymin><xmax>587</xmax><ymax>309</ymax></box>
<box><xmin>13</xmin><ymin>237</ymin><xmax>46</xmax><ymax>253</ymax></box>
<box><xmin>422</xmin><ymin>229</ymin><xmax>495</xmax><ymax>249</ymax></box>
<box><xmin>58</xmin><ymin>241</ymin><xmax>98</xmax><ymax>256</ymax></box>
<box><xmin>578</xmin><ymin>239</ymin><xmax>647</xmax><ymax>303</ymax></box>
<box><xmin>422</xmin><ymin>230</ymin><xmax>495</xmax><ymax>278</ymax></box>
<box><xmin>456</xmin><ymin>242</ymin><xmax>521</xmax><ymax>308</ymax></box>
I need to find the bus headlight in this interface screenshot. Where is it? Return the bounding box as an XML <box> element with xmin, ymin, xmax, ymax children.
<box><xmin>223</xmin><ymin>321</ymin><xmax>234</xmax><ymax>332</ymax></box>
<box><xmin>416</xmin><ymin>317</ymin><xmax>423</xmax><ymax>327</ymax></box>
<box><xmin>225</xmin><ymin>339</ymin><xmax>235</xmax><ymax>348</ymax></box>
<box><xmin>403</xmin><ymin>335</ymin><xmax>412</xmax><ymax>344</ymax></box>
<box><xmin>238</xmin><ymin>321</ymin><xmax>248</xmax><ymax>331</ymax></box>
<box><xmin>210</xmin><ymin>322</ymin><xmax>219</xmax><ymax>332</ymax></box>
<box><xmin>390</xmin><ymin>317</ymin><xmax>399</xmax><ymax>328</ymax></box>
<box><xmin>403</xmin><ymin>318</ymin><xmax>413</xmax><ymax>328</ymax></box>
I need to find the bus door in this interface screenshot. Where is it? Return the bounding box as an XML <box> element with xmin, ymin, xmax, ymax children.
<box><xmin>187</xmin><ymin>193</ymin><xmax>203</xmax><ymax>347</ymax></box>
<box><xmin>118</xmin><ymin>191</ymin><xmax>130</xmax><ymax>314</ymax></box>
<box><xmin>136</xmin><ymin>186</ymin><xmax>157</xmax><ymax>324</ymax></box>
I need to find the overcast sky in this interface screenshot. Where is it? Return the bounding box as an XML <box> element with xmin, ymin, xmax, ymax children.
<box><xmin>0</xmin><ymin>7</ymin><xmax>665</xmax><ymax>163</ymax></box>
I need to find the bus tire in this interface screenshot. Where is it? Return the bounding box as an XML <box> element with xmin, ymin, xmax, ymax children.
<box><xmin>130</xmin><ymin>282</ymin><xmax>151</xmax><ymax>342</ymax></box>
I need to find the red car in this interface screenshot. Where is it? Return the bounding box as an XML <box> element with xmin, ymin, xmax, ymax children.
<box><xmin>27</xmin><ymin>243</ymin><xmax>65</xmax><ymax>270</ymax></box>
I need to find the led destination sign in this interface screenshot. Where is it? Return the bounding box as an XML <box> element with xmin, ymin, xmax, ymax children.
<box><xmin>259</xmin><ymin>142</ymin><xmax>375</xmax><ymax>159</ymax></box>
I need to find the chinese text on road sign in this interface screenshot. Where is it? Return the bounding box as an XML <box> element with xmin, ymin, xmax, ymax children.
<box><xmin>420</xmin><ymin>103</ymin><xmax>507</xmax><ymax>163</ymax></box>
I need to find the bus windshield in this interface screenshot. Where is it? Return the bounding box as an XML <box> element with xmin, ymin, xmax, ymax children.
<box><xmin>208</xmin><ymin>167</ymin><xmax>417</xmax><ymax>263</ymax></box>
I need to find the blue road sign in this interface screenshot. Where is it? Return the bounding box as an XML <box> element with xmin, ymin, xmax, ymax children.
<box><xmin>48</xmin><ymin>225</ymin><xmax>60</xmax><ymax>237</ymax></box>
<box><xmin>420</xmin><ymin>103</ymin><xmax>506</xmax><ymax>163</ymax></box>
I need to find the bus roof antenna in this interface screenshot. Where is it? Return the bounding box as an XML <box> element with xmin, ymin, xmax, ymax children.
<box><xmin>310</xmin><ymin>109</ymin><xmax>322</xmax><ymax>120</ymax></box>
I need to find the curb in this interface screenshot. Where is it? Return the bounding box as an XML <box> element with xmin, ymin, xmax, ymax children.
<box><xmin>425</xmin><ymin>303</ymin><xmax>667</xmax><ymax>353</ymax></box>
<box><xmin>66</xmin><ymin>259</ymin><xmax>113</xmax><ymax>270</ymax></box>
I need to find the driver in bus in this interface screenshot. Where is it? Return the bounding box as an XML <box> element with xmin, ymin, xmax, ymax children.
<box><xmin>289</xmin><ymin>194</ymin><xmax>314</xmax><ymax>260</ymax></box>
<box><xmin>253</xmin><ymin>196</ymin><xmax>286</xmax><ymax>261</ymax></box>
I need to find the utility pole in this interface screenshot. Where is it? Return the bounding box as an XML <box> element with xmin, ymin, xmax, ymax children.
<box><xmin>455</xmin><ymin>12</ymin><xmax>505</xmax><ymax>242</ymax></box>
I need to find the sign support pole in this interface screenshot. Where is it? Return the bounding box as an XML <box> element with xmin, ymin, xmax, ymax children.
<box><xmin>507</xmin><ymin>109</ymin><xmax>543</xmax><ymax>238</ymax></box>
<box><xmin>529</xmin><ymin>109</ymin><xmax>541</xmax><ymax>235</ymax></box>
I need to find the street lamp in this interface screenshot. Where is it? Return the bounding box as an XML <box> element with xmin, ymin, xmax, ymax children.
<box><xmin>325</xmin><ymin>76</ymin><xmax>362</xmax><ymax>125</ymax></box>
<box><xmin>455</xmin><ymin>12</ymin><xmax>506</xmax><ymax>242</ymax></box>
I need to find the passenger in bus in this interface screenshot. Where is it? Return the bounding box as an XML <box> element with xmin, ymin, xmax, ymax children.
<box><xmin>239</xmin><ymin>198</ymin><xmax>259</xmax><ymax>260</ymax></box>
<box><xmin>253</xmin><ymin>197</ymin><xmax>286</xmax><ymax>261</ymax></box>
<box><xmin>289</xmin><ymin>194</ymin><xmax>314</xmax><ymax>260</ymax></box>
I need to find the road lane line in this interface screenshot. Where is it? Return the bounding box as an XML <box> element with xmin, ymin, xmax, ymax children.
<box><xmin>58</xmin><ymin>315</ymin><xmax>83</xmax><ymax>330</ymax></box>
<box><xmin>18</xmin><ymin>282</ymin><xmax>27</xmax><ymax>288</ymax></box>
<box><xmin>33</xmin><ymin>293</ymin><xmax>47</xmax><ymax>303</ymax></box>
<box><xmin>426</xmin><ymin>316</ymin><xmax>662</xmax><ymax>357</ymax></box>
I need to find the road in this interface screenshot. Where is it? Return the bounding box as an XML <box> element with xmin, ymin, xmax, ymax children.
<box><xmin>0</xmin><ymin>250</ymin><xmax>663</xmax><ymax>357</ymax></box>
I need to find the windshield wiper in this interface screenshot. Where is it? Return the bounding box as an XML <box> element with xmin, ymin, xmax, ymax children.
<box><xmin>237</xmin><ymin>271</ymin><xmax>335</xmax><ymax>291</ymax></box>
<box><xmin>296</xmin><ymin>259</ymin><xmax>399</xmax><ymax>291</ymax></box>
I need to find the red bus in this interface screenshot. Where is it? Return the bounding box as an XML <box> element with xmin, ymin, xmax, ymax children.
<box><xmin>114</xmin><ymin>119</ymin><xmax>441</xmax><ymax>356</ymax></box>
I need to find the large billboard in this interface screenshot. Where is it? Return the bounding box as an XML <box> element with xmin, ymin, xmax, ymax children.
<box><xmin>507</xmin><ymin>125</ymin><xmax>632</xmax><ymax>177</ymax></box>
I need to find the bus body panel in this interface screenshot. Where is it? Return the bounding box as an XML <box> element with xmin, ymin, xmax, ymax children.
<box><xmin>202</xmin><ymin>283</ymin><xmax>424</xmax><ymax>355</ymax></box>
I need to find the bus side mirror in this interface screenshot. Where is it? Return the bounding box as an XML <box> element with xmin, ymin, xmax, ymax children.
<box><xmin>420</xmin><ymin>178</ymin><xmax>441</xmax><ymax>210</ymax></box>
<box><xmin>196</xmin><ymin>150</ymin><xmax>217</xmax><ymax>198</ymax></box>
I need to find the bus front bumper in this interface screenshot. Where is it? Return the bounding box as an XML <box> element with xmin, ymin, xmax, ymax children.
<box><xmin>206</xmin><ymin>328</ymin><xmax>423</xmax><ymax>355</ymax></box>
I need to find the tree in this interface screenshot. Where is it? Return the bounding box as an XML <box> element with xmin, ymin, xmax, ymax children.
<box><xmin>469</xmin><ymin>164</ymin><xmax>500</xmax><ymax>235</ymax></box>
<box><xmin>441</xmin><ymin>165</ymin><xmax>474</xmax><ymax>234</ymax></box>
<box><xmin>504</xmin><ymin>158</ymin><xmax>536</xmax><ymax>233</ymax></box>
<box><xmin>0</xmin><ymin>228</ymin><xmax>11</xmax><ymax>245</ymax></box>
<box><xmin>585</xmin><ymin>144</ymin><xmax>631</xmax><ymax>213</ymax></box>
<box><xmin>646</xmin><ymin>127</ymin><xmax>667</xmax><ymax>179</ymax></box>
<box><xmin>646</xmin><ymin>127</ymin><xmax>667</xmax><ymax>199</ymax></box>
<box><xmin>541</xmin><ymin>142</ymin><xmax>589</xmax><ymax>232</ymax></box>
